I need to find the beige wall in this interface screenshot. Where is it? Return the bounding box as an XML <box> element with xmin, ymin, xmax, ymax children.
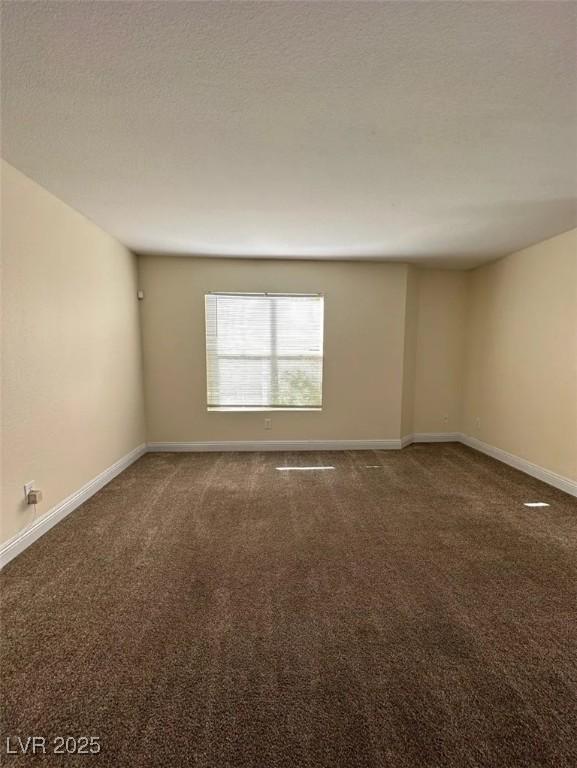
<box><xmin>412</xmin><ymin>269</ymin><xmax>468</xmax><ymax>434</ymax></box>
<box><xmin>139</xmin><ymin>256</ymin><xmax>471</xmax><ymax>444</ymax></box>
<box><xmin>400</xmin><ymin>266</ymin><xmax>419</xmax><ymax>438</ymax></box>
<box><xmin>1</xmin><ymin>162</ymin><xmax>145</xmax><ymax>546</ymax></box>
<box><xmin>140</xmin><ymin>256</ymin><xmax>412</xmax><ymax>442</ymax></box>
<box><xmin>463</xmin><ymin>228</ymin><xmax>577</xmax><ymax>482</ymax></box>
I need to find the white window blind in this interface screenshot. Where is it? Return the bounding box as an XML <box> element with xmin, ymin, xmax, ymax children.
<box><xmin>205</xmin><ymin>293</ymin><xmax>324</xmax><ymax>410</ymax></box>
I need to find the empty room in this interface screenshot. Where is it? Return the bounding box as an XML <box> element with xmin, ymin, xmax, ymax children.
<box><xmin>1</xmin><ymin>1</ymin><xmax>576</xmax><ymax>766</ymax></box>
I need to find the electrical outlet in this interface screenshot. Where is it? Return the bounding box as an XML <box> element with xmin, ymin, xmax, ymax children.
<box><xmin>24</xmin><ymin>481</ymin><xmax>35</xmax><ymax>501</ymax></box>
<box><xmin>27</xmin><ymin>489</ymin><xmax>43</xmax><ymax>505</ymax></box>
<box><xmin>264</xmin><ymin>418</ymin><xmax>272</xmax><ymax>430</ymax></box>
<box><xmin>442</xmin><ymin>413</ymin><xmax>449</xmax><ymax>424</ymax></box>
<box><xmin>475</xmin><ymin>416</ymin><xmax>481</xmax><ymax>431</ymax></box>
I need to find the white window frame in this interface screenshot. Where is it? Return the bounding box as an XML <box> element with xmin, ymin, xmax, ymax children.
<box><xmin>205</xmin><ymin>292</ymin><xmax>324</xmax><ymax>412</ymax></box>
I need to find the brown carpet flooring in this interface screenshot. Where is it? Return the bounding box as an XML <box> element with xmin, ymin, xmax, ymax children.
<box><xmin>1</xmin><ymin>444</ymin><xmax>576</xmax><ymax>767</ymax></box>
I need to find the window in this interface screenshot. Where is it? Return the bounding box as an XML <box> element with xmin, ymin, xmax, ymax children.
<box><xmin>205</xmin><ymin>292</ymin><xmax>324</xmax><ymax>410</ymax></box>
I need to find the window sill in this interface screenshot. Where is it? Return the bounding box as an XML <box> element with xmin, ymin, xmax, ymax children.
<box><xmin>207</xmin><ymin>407</ymin><xmax>322</xmax><ymax>412</ymax></box>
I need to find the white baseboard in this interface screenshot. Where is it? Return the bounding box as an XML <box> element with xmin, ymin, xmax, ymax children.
<box><xmin>403</xmin><ymin>432</ymin><xmax>462</xmax><ymax>445</ymax></box>
<box><xmin>147</xmin><ymin>439</ymin><xmax>403</xmax><ymax>452</ymax></box>
<box><xmin>0</xmin><ymin>443</ymin><xmax>146</xmax><ymax>570</ymax></box>
<box><xmin>460</xmin><ymin>434</ymin><xmax>577</xmax><ymax>498</ymax></box>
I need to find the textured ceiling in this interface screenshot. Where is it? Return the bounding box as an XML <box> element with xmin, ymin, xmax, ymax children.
<box><xmin>2</xmin><ymin>1</ymin><xmax>576</xmax><ymax>267</ymax></box>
